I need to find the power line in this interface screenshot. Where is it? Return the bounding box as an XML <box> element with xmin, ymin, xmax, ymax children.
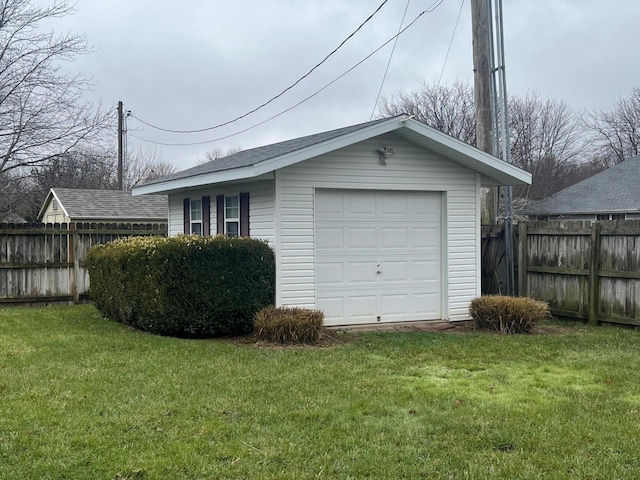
<box><xmin>370</xmin><ymin>0</ymin><xmax>412</xmax><ymax>120</ymax></box>
<box><xmin>131</xmin><ymin>0</ymin><xmax>392</xmax><ymax>134</ymax></box>
<box><xmin>131</xmin><ymin>2</ymin><xmax>445</xmax><ymax>148</ymax></box>
<box><xmin>438</xmin><ymin>0</ymin><xmax>465</xmax><ymax>84</ymax></box>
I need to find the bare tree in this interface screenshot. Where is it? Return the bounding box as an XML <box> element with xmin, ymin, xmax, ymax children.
<box><xmin>378</xmin><ymin>81</ymin><xmax>476</xmax><ymax>145</ymax></box>
<box><xmin>198</xmin><ymin>146</ymin><xmax>242</xmax><ymax>165</ymax></box>
<box><xmin>509</xmin><ymin>93</ymin><xmax>588</xmax><ymax>200</ymax></box>
<box><xmin>125</xmin><ymin>148</ymin><xmax>176</xmax><ymax>189</ymax></box>
<box><xmin>587</xmin><ymin>86</ymin><xmax>640</xmax><ymax>165</ymax></box>
<box><xmin>378</xmin><ymin>83</ymin><xmax>593</xmax><ymax>204</ymax></box>
<box><xmin>0</xmin><ymin>170</ymin><xmax>28</xmax><ymax>221</ymax></box>
<box><xmin>0</xmin><ymin>0</ymin><xmax>110</xmax><ymax>177</ymax></box>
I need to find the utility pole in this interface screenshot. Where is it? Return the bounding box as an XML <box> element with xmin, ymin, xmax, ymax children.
<box><xmin>471</xmin><ymin>0</ymin><xmax>497</xmax><ymax>225</ymax></box>
<box><xmin>473</xmin><ymin>0</ymin><xmax>516</xmax><ymax>295</ymax></box>
<box><xmin>492</xmin><ymin>0</ymin><xmax>515</xmax><ymax>296</ymax></box>
<box><xmin>117</xmin><ymin>101</ymin><xmax>124</xmax><ymax>191</ymax></box>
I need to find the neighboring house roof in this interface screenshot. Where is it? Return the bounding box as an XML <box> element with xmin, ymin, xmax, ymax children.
<box><xmin>134</xmin><ymin>115</ymin><xmax>531</xmax><ymax>195</ymax></box>
<box><xmin>523</xmin><ymin>155</ymin><xmax>640</xmax><ymax>216</ymax></box>
<box><xmin>37</xmin><ymin>188</ymin><xmax>168</xmax><ymax>221</ymax></box>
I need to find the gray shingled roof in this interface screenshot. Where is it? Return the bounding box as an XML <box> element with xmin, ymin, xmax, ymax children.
<box><xmin>49</xmin><ymin>188</ymin><xmax>167</xmax><ymax>220</ymax></box>
<box><xmin>523</xmin><ymin>155</ymin><xmax>640</xmax><ymax>215</ymax></box>
<box><xmin>142</xmin><ymin>117</ymin><xmax>395</xmax><ymax>186</ymax></box>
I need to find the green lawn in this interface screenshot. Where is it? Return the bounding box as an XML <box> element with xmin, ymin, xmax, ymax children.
<box><xmin>2</xmin><ymin>305</ymin><xmax>640</xmax><ymax>479</ymax></box>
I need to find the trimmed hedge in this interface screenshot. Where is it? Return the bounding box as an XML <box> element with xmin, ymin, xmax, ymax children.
<box><xmin>254</xmin><ymin>306</ymin><xmax>325</xmax><ymax>344</ymax></box>
<box><xmin>469</xmin><ymin>295</ymin><xmax>549</xmax><ymax>334</ymax></box>
<box><xmin>86</xmin><ymin>235</ymin><xmax>275</xmax><ymax>337</ymax></box>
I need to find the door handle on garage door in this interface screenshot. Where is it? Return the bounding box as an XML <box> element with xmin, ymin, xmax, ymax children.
<box><xmin>376</xmin><ymin>263</ymin><xmax>382</xmax><ymax>274</ymax></box>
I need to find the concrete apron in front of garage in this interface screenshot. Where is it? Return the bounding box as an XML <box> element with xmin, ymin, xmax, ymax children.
<box><xmin>328</xmin><ymin>320</ymin><xmax>472</xmax><ymax>333</ymax></box>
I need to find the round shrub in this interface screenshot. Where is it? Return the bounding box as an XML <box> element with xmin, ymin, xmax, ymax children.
<box><xmin>469</xmin><ymin>295</ymin><xmax>549</xmax><ymax>334</ymax></box>
<box><xmin>86</xmin><ymin>235</ymin><xmax>275</xmax><ymax>337</ymax></box>
<box><xmin>254</xmin><ymin>306</ymin><xmax>325</xmax><ymax>344</ymax></box>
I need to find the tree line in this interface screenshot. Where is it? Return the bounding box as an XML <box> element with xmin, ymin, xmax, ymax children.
<box><xmin>378</xmin><ymin>81</ymin><xmax>640</xmax><ymax>207</ymax></box>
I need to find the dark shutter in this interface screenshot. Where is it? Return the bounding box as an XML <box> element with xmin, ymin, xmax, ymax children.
<box><xmin>216</xmin><ymin>195</ymin><xmax>224</xmax><ymax>235</ymax></box>
<box><xmin>240</xmin><ymin>192</ymin><xmax>250</xmax><ymax>237</ymax></box>
<box><xmin>183</xmin><ymin>198</ymin><xmax>190</xmax><ymax>234</ymax></box>
<box><xmin>202</xmin><ymin>196</ymin><xmax>211</xmax><ymax>235</ymax></box>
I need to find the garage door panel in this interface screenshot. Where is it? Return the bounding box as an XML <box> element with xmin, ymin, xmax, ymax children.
<box><xmin>316</xmin><ymin>262</ymin><xmax>344</xmax><ymax>286</ymax></box>
<box><xmin>413</xmin><ymin>293</ymin><xmax>441</xmax><ymax>317</ymax></box>
<box><xmin>411</xmin><ymin>226</ymin><xmax>440</xmax><ymax>248</ymax></box>
<box><xmin>315</xmin><ymin>192</ymin><xmax>343</xmax><ymax>215</ymax></box>
<box><xmin>316</xmin><ymin>190</ymin><xmax>442</xmax><ymax>326</ymax></box>
<box><xmin>315</xmin><ymin>227</ymin><xmax>344</xmax><ymax>249</ymax></box>
<box><xmin>350</xmin><ymin>295</ymin><xmax>378</xmax><ymax>317</ymax></box>
<box><xmin>348</xmin><ymin>227</ymin><xmax>377</xmax><ymax>249</ymax></box>
<box><xmin>379</xmin><ymin>293</ymin><xmax>411</xmax><ymax>315</ymax></box>
<box><xmin>381</xmin><ymin>227</ymin><xmax>409</xmax><ymax>248</ymax></box>
<box><xmin>319</xmin><ymin>296</ymin><xmax>345</xmax><ymax>319</ymax></box>
<box><xmin>349</xmin><ymin>261</ymin><xmax>378</xmax><ymax>284</ymax></box>
<box><xmin>413</xmin><ymin>260</ymin><xmax>441</xmax><ymax>281</ymax></box>
<box><xmin>349</xmin><ymin>193</ymin><xmax>377</xmax><ymax>215</ymax></box>
<box><xmin>379</xmin><ymin>261</ymin><xmax>409</xmax><ymax>281</ymax></box>
<box><xmin>381</xmin><ymin>195</ymin><xmax>409</xmax><ymax>216</ymax></box>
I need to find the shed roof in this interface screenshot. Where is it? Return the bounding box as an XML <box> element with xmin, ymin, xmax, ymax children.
<box><xmin>133</xmin><ymin>115</ymin><xmax>531</xmax><ymax>195</ymax></box>
<box><xmin>38</xmin><ymin>188</ymin><xmax>168</xmax><ymax>221</ymax></box>
<box><xmin>523</xmin><ymin>155</ymin><xmax>640</xmax><ymax>215</ymax></box>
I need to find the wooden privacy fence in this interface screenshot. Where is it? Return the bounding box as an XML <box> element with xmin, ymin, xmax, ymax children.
<box><xmin>481</xmin><ymin>224</ymin><xmax>517</xmax><ymax>295</ymax></box>
<box><xmin>0</xmin><ymin>222</ymin><xmax>167</xmax><ymax>305</ymax></box>
<box><xmin>519</xmin><ymin>220</ymin><xmax>640</xmax><ymax>327</ymax></box>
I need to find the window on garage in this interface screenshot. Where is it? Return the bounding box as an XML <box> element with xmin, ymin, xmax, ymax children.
<box><xmin>190</xmin><ymin>199</ymin><xmax>202</xmax><ymax>235</ymax></box>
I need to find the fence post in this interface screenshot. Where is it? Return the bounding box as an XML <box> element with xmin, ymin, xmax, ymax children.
<box><xmin>68</xmin><ymin>222</ymin><xmax>80</xmax><ymax>304</ymax></box>
<box><xmin>517</xmin><ymin>222</ymin><xmax>528</xmax><ymax>297</ymax></box>
<box><xmin>588</xmin><ymin>222</ymin><xmax>601</xmax><ymax>325</ymax></box>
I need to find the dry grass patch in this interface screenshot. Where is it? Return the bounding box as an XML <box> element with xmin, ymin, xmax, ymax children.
<box><xmin>254</xmin><ymin>306</ymin><xmax>325</xmax><ymax>344</ymax></box>
<box><xmin>470</xmin><ymin>295</ymin><xmax>550</xmax><ymax>334</ymax></box>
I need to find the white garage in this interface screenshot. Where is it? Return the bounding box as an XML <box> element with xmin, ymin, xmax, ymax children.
<box><xmin>134</xmin><ymin>115</ymin><xmax>531</xmax><ymax>326</ymax></box>
<box><xmin>315</xmin><ymin>189</ymin><xmax>442</xmax><ymax>326</ymax></box>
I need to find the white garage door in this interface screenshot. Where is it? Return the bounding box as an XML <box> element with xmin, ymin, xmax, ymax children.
<box><xmin>315</xmin><ymin>189</ymin><xmax>442</xmax><ymax>326</ymax></box>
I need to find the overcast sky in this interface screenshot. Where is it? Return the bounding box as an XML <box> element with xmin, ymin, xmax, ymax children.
<box><xmin>54</xmin><ymin>0</ymin><xmax>640</xmax><ymax>169</ymax></box>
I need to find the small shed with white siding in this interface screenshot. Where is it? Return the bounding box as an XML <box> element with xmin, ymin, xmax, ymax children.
<box><xmin>133</xmin><ymin>116</ymin><xmax>530</xmax><ymax>326</ymax></box>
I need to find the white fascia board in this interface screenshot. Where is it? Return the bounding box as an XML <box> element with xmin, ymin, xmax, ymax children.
<box><xmin>133</xmin><ymin>170</ymin><xmax>275</xmax><ymax>195</ymax></box>
<box><xmin>403</xmin><ymin>120</ymin><xmax>532</xmax><ymax>185</ymax></box>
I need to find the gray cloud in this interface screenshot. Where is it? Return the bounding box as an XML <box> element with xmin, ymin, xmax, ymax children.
<box><xmin>55</xmin><ymin>0</ymin><xmax>640</xmax><ymax>168</ymax></box>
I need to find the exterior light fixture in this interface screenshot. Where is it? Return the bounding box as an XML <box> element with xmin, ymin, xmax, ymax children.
<box><xmin>376</xmin><ymin>147</ymin><xmax>395</xmax><ymax>165</ymax></box>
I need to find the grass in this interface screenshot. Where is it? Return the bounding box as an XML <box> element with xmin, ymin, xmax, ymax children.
<box><xmin>2</xmin><ymin>306</ymin><xmax>640</xmax><ymax>479</ymax></box>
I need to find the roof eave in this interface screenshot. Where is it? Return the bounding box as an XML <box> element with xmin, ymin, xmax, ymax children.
<box><xmin>133</xmin><ymin>168</ymin><xmax>276</xmax><ymax>195</ymax></box>
<box><xmin>133</xmin><ymin>117</ymin><xmax>408</xmax><ymax>195</ymax></box>
<box><xmin>401</xmin><ymin>121</ymin><xmax>531</xmax><ymax>186</ymax></box>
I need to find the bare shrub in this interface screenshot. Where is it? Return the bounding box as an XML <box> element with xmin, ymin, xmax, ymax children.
<box><xmin>469</xmin><ymin>296</ymin><xmax>549</xmax><ymax>334</ymax></box>
<box><xmin>254</xmin><ymin>307</ymin><xmax>324</xmax><ymax>344</ymax></box>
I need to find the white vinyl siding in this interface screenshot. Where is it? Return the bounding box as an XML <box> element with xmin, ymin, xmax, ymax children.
<box><xmin>276</xmin><ymin>132</ymin><xmax>479</xmax><ymax>321</ymax></box>
<box><xmin>168</xmin><ymin>194</ymin><xmax>187</xmax><ymax>236</ymax></box>
<box><xmin>247</xmin><ymin>181</ymin><xmax>275</xmax><ymax>244</ymax></box>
